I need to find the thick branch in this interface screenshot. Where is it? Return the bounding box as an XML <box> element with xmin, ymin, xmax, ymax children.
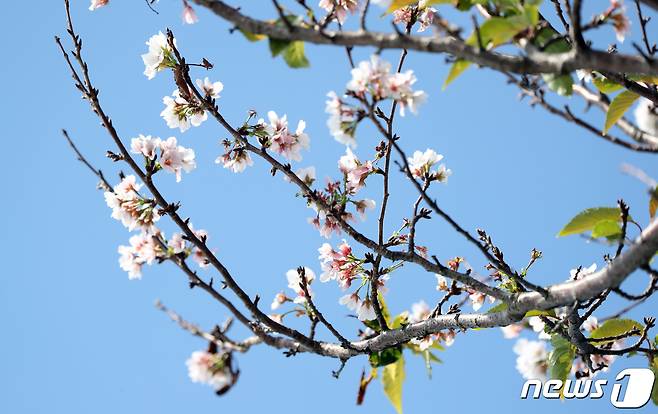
<box><xmin>189</xmin><ymin>0</ymin><xmax>658</xmax><ymax>76</ymax></box>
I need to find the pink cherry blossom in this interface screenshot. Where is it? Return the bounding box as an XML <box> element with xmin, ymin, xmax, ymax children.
<box><xmin>159</xmin><ymin>137</ymin><xmax>196</xmax><ymax>182</ymax></box>
<box><xmin>261</xmin><ymin>111</ymin><xmax>310</xmax><ymax>162</ymax></box>
<box><xmin>161</xmin><ymin>90</ymin><xmax>208</xmax><ymax>132</ymax></box>
<box><xmin>182</xmin><ymin>1</ymin><xmax>198</xmax><ymax>24</ymax></box>
<box><xmin>196</xmin><ymin>77</ymin><xmax>223</xmax><ymax>99</ymax></box>
<box><xmin>89</xmin><ymin>0</ymin><xmax>109</xmax><ymax>11</ymax></box>
<box><xmin>325</xmin><ymin>91</ymin><xmax>359</xmax><ymax>147</ymax></box>
<box><xmin>186</xmin><ymin>351</ymin><xmax>231</xmax><ymax>390</ymax></box>
<box><xmin>318</xmin><ymin>0</ymin><xmax>359</xmax><ymax>24</ymax></box>
<box><xmin>104</xmin><ymin>175</ymin><xmax>160</xmax><ymax>232</ymax></box>
<box><xmin>118</xmin><ymin>231</ymin><xmax>163</xmax><ymax>279</ymax></box>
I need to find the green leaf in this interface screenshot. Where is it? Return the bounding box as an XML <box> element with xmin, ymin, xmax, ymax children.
<box><xmin>283</xmin><ymin>41</ymin><xmax>310</xmax><ymax>68</ymax></box>
<box><xmin>592</xmin><ymin>76</ymin><xmax>623</xmax><ymax>94</ymax></box>
<box><xmin>391</xmin><ymin>313</ymin><xmax>409</xmax><ymax>329</ymax></box>
<box><xmin>487</xmin><ymin>302</ymin><xmax>508</xmax><ymax>314</ymax></box>
<box><xmin>386</xmin><ymin>0</ymin><xmax>417</xmax><ymax>13</ymax></box>
<box><xmin>525</xmin><ymin>309</ymin><xmax>556</xmax><ymax>318</ymax></box>
<box><xmin>443</xmin><ymin>4</ymin><xmax>538</xmax><ymax>88</ymax></box>
<box><xmin>591</xmin><ymin>219</ymin><xmax>622</xmax><ymax>238</ymax></box>
<box><xmin>549</xmin><ymin>334</ymin><xmax>576</xmax><ymax>396</ymax></box>
<box><xmin>543</xmin><ymin>73</ymin><xmax>573</xmax><ymax>96</ymax></box>
<box><xmin>239</xmin><ymin>29</ymin><xmax>266</xmax><ymax>42</ymax></box>
<box><xmin>650</xmin><ymin>186</ymin><xmax>658</xmax><ymax>219</ymax></box>
<box><xmin>604</xmin><ymin>90</ymin><xmax>640</xmax><ymax>133</ymax></box>
<box><xmin>590</xmin><ymin>318</ymin><xmax>643</xmax><ymax>343</ymax></box>
<box><xmin>268</xmin><ymin>38</ymin><xmax>291</xmax><ymax>57</ymax></box>
<box><xmin>382</xmin><ymin>356</ymin><xmax>405</xmax><ymax>414</ymax></box>
<box><xmin>557</xmin><ymin>207</ymin><xmax>623</xmax><ymax>237</ymax></box>
<box><xmin>532</xmin><ymin>26</ymin><xmax>571</xmax><ymax>53</ymax></box>
<box><xmin>369</xmin><ymin>346</ymin><xmax>403</xmax><ymax>368</ymax></box>
<box><xmin>443</xmin><ymin>59</ymin><xmax>472</xmax><ymax>89</ymax></box>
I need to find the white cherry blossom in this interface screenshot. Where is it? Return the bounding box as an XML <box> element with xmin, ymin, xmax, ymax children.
<box><xmin>142</xmin><ymin>32</ymin><xmax>176</xmax><ymax>80</ymax></box>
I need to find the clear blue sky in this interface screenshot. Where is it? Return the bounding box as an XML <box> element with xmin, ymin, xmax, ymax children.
<box><xmin>1</xmin><ymin>1</ymin><xmax>656</xmax><ymax>413</ymax></box>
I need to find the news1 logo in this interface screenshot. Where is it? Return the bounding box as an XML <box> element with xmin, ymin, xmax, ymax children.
<box><xmin>520</xmin><ymin>368</ymin><xmax>655</xmax><ymax>408</ymax></box>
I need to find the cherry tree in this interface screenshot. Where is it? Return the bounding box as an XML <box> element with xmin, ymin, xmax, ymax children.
<box><xmin>59</xmin><ymin>0</ymin><xmax>658</xmax><ymax>411</ymax></box>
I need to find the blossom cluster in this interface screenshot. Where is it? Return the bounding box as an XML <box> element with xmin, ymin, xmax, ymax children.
<box><xmin>318</xmin><ymin>0</ymin><xmax>359</xmax><ymax>24</ymax></box>
<box><xmin>325</xmin><ymin>92</ymin><xmax>362</xmax><ymax>148</ymax></box>
<box><xmin>392</xmin><ymin>3</ymin><xmax>436</xmax><ymax>32</ymax></box>
<box><xmin>502</xmin><ymin>263</ymin><xmax>622</xmax><ymax>381</ymax></box>
<box><xmin>186</xmin><ymin>350</ymin><xmax>233</xmax><ymax>390</ymax></box>
<box><xmin>131</xmin><ymin>135</ymin><xmax>196</xmax><ymax>182</ymax></box>
<box><xmin>259</xmin><ymin>111</ymin><xmax>311</xmax><ymax>162</ymax></box>
<box><xmin>104</xmin><ymin>175</ymin><xmax>160</xmax><ymax>232</ymax></box>
<box><xmin>347</xmin><ymin>55</ymin><xmax>426</xmax><ymax>116</ymax></box>
<box><xmin>634</xmin><ymin>98</ymin><xmax>658</xmax><ymax>136</ymax></box>
<box><xmin>407</xmin><ymin>149</ymin><xmax>451</xmax><ymax>183</ymax></box>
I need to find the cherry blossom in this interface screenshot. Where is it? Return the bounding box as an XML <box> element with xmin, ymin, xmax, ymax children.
<box><xmin>104</xmin><ymin>175</ymin><xmax>160</xmax><ymax>232</ymax></box>
<box><xmin>261</xmin><ymin>111</ymin><xmax>310</xmax><ymax>162</ymax></box>
<box><xmin>285</xmin><ymin>267</ymin><xmax>316</xmax><ymax>304</ymax></box>
<box><xmin>271</xmin><ymin>292</ymin><xmax>289</xmax><ymax>310</ymax></box>
<box><xmin>318</xmin><ymin>241</ymin><xmax>363</xmax><ymax>289</ymax></box>
<box><xmin>168</xmin><ymin>232</ymin><xmax>186</xmax><ymax>254</ymax></box>
<box><xmin>186</xmin><ymin>351</ymin><xmax>232</xmax><ymax>390</ymax></box>
<box><xmin>569</xmin><ymin>262</ymin><xmax>597</xmax><ymax>280</ymax></box>
<box><xmin>528</xmin><ymin>316</ymin><xmax>551</xmax><ymax>340</ymax></box>
<box><xmin>89</xmin><ymin>0</ymin><xmax>109</xmax><ymax>11</ymax></box>
<box><xmin>182</xmin><ymin>0</ymin><xmax>198</xmax><ymax>24</ymax></box>
<box><xmin>347</xmin><ymin>55</ymin><xmax>392</xmax><ymax>100</ymax></box>
<box><xmin>285</xmin><ymin>166</ymin><xmax>316</xmax><ymax>186</ymax></box>
<box><xmin>318</xmin><ymin>0</ymin><xmax>359</xmax><ymax>24</ymax></box>
<box><xmin>118</xmin><ymin>231</ymin><xmax>163</xmax><ymax>279</ymax></box>
<box><xmin>345</xmin><ymin>55</ymin><xmax>427</xmax><ymax>115</ymax></box>
<box><xmin>338</xmin><ymin>148</ymin><xmax>374</xmax><ymax>193</ymax></box>
<box><xmin>435</xmin><ymin>274</ymin><xmax>449</xmax><ymax>291</ymax></box>
<box><xmin>142</xmin><ymin>32</ymin><xmax>176</xmax><ymax>80</ymax></box>
<box><xmin>161</xmin><ymin>90</ymin><xmax>208</xmax><ymax>133</ymax></box>
<box><xmin>409</xmin><ymin>300</ymin><xmax>430</xmax><ymax>323</ymax></box>
<box><xmin>190</xmin><ymin>227</ymin><xmax>211</xmax><ymax>269</ymax></box>
<box><xmin>196</xmin><ymin>77</ymin><xmax>223</xmax><ymax>99</ymax></box>
<box><xmin>354</xmin><ymin>199</ymin><xmax>376</xmax><ymax>220</ymax></box>
<box><xmin>159</xmin><ymin>137</ymin><xmax>196</xmax><ymax>182</ymax></box>
<box><xmin>634</xmin><ymin>98</ymin><xmax>658</xmax><ymax>136</ymax></box>
<box><xmin>513</xmin><ymin>338</ymin><xmax>548</xmax><ymax>380</ymax></box>
<box><xmin>582</xmin><ymin>316</ymin><xmax>599</xmax><ymax>332</ymax></box>
<box><xmin>609</xmin><ymin>0</ymin><xmax>630</xmax><ymax>42</ymax></box>
<box><xmin>500</xmin><ymin>323</ymin><xmax>523</xmax><ymax>339</ymax></box>
<box><xmin>407</xmin><ymin>148</ymin><xmax>451</xmax><ymax>182</ymax></box>
<box><xmin>339</xmin><ymin>292</ymin><xmax>360</xmax><ymax>311</ymax></box>
<box><xmin>130</xmin><ymin>134</ymin><xmax>161</xmax><ymax>160</ymax></box>
<box><xmin>356</xmin><ymin>298</ymin><xmax>377</xmax><ymax>321</ymax></box>
<box><xmin>468</xmin><ymin>290</ymin><xmax>496</xmax><ymax>311</ymax></box>
<box><xmin>326</xmin><ymin>91</ymin><xmax>360</xmax><ymax>148</ymax></box>
<box><xmin>217</xmin><ymin>146</ymin><xmax>253</xmax><ymax>173</ymax></box>
<box><xmin>392</xmin><ymin>4</ymin><xmax>436</xmax><ymax>33</ymax></box>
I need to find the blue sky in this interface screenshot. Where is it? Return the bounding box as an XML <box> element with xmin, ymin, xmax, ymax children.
<box><xmin>1</xmin><ymin>1</ymin><xmax>657</xmax><ymax>413</ymax></box>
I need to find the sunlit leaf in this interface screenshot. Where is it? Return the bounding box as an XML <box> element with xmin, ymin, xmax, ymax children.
<box><xmin>590</xmin><ymin>318</ymin><xmax>643</xmax><ymax>344</ymax></box>
<box><xmin>592</xmin><ymin>76</ymin><xmax>623</xmax><ymax>94</ymax></box>
<box><xmin>650</xmin><ymin>186</ymin><xmax>658</xmax><ymax>219</ymax></box>
<box><xmin>283</xmin><ymin>41</ymin><xmax>310</xmax><ymax>68</ymax></box>
<box><xmin>382</xmin><ymin>356</ymin><xmax>405</xmax><ymax>414</ymax></box>
<box><xmin>239</xmin><ymin>29</ymin><xmax>266</xmax><ymax>42</ymax></box>
<box><xmin>549</xmin><ymin>334</ymin><xmax>576</xmax><ymax>397</ymax></box>
<box><xmin>557</xmin><ymin>207</ymin><xmax>623</xmax><ymax>237</ymax></box>
<box><xmin>604</xmin><ymin>90</ymin><xmax>640</xmax><ymax>133</ymax></box>
<box><xmin>591</xmin><ymin>219</ymin><xmax>622</xmax><ymax>238</ymax></box>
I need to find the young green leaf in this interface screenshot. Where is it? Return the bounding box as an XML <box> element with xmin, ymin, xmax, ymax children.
<box><xmin>557</xmin><ymin>207</ymin><xmax>623</xmax><ymax>237</ymax></box>
<box><xmin>604</xmin><ymin>90</ymin><xmax>640</xmax><ymax>133</ymax></box>
<box><xmin>283</xmin><ymin>41</ymin><xmax>310</xmax><ymax>68</ymax></box>
<box><xmin>239</xmin><ymin>29</ymin><xmax>267</xmax><ymax>42</ymax></box>
<box><xmin>543</xmin><ymin>73</ymin><xmax>573</xmax><ymax>96</ymax></box>
<box><xmin>269</xmin><ymin>38</ymin><xmax>291</xmax><ymax>57</ymax></box>
<box><xmin>589</xmin><ymin>318</ymin><xmax>643</xmax><ymax>343</ymax></box>
<box><xmin>591</xmin><ymin>219</ymin><xmax>622</xmax><ymax>238</ymax></box>
<box><xmin>650</xmin><ymin>186</ymin><xmax>658</xmax><ymax>219</ymax></box>
<box><xmin>592</xmin><ymin>76</ymin><xmax>623</xmax><ymax>94</ymax></box>
<box><xmin>549</xmin><ymin>334</ymin><xmax>576</xmax><ymax>396</ymax></box>
<box><xmin>382</xmin><ymin>356</ymin><xmax>405</xmax><ymax>414</ymax></box>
